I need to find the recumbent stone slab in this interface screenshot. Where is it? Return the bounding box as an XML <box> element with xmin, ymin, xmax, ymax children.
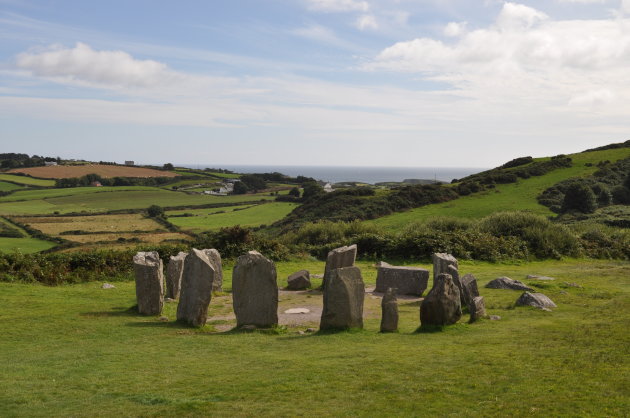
<box><xmin>380</xmin><ymin>288</ymin><xmax>399</xmax><ymax>333</ymax></box>
<box><xmin>432</xmin><ymin>253</ymin><xmax>458</xmax><ymax>286</ymax></box>
<box><xmin>486</xmin><ymin>277</ymin><xmax>533</xmax><ymax>291</ymax></box>
<box><xmin>287</xmin><ymin>270</ymin><xmax>311</xmax><ymax>290</ymax></box>
<box><xmin>375</xmin><ymin>265</ymin><xmax>429</xmax><ymax>296</ymax></box>
<box><xmin>176</xmin><ymin>248</ymin><xmax>215</xmax><ymax>327</ymax></box>
<box><xmin>320</xmin><ymin>266</ymin><xmax>365</xmax><ymax>331</ymax></box>
<box><xmin>133</xmin><ymin>251</ymin><xmax>164</xmax><ymax>316</ymax></box>
<box><xmin>516</xmin><ymin>292</ymin><xmax>557</xmax><ymax>310</ymax></box>
<box><xmin>166</xmin><ymin>251</ymin><xmax>187</xmax><ymax>299</ymax></box>
<box><xmin>232</xmin><ymin>251</ymin><xmax>278</xmax><ymax>328</ymax></box>
<box><xmin>420</xmin><ymin>273</ymin><xmax>462</xmax><ymax>327</ymax></box>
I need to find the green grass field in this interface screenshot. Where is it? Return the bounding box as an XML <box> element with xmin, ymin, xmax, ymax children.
<box><xmin>370</xmin><ymin>147</ymin><xmax>630</xmax><ymax>228</ymax></box>
<box><xmin>0</xmin><ymin>181</ymin><xmax>22</xmax><ymax>192</ymax></box>
<box><xmin>0</xmin><ymin>189</ymin><xmax>280</xmax><ymax>215</ymax></box>
<box><xmin>167</xmin><ymin>202</ymin><xmax>299</xmax><ymax>232</ymax></box>
<box><xmin>0</xmin><ymin>259</ymin><xmax>628</xmax><ymax>416</ymax></box>
<box><xmin>0</xmin><ymin>174</ymin><xmax>56</xmax><ymax>187</ymax></box>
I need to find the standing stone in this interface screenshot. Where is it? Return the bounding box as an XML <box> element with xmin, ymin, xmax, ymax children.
<box><xmin>177</xmin><ymin>249</ymin><xmax>215</xmax><ymax>327</ymax></box>
<box><xmin>447</xmin><ymin>264</ymin><xmax>464</xmax><ymax>303</ymax></box>
<box><xmin>516</xmin><ymin>292</ymin><xmax>557</xmax><ymax>310</ymax></box>
<box><xmin>460</xmin><ymin>273</ymin><xmax>480</xmax><ymax>308</ymax></box>
<box><xmin>133</xmin><ymin>251</ymin><xmax>164</xmax><ymax>315</ymax></box>
<box><xmin>432</xmin><ymin>253</ymin><xmax>458</xmax><ymax>286</ymax></box>
<box><xmin>380</xmin><ymin>288</ymin><xmax>399</xmax><ymax>333</ymax></box>
<box><xmin>324</xmin><ymin>244</ymin><xmax>357</xmax><ymax>276</ymax></box>
<box><xmin>468</xmin><ymin>296</ymin><xmax>487</xmax><ymax>323</ymax></box>
<box><xmin>287</xmin><ymin>270</ymin><xmax>311</xmax><ymax>290</ymax></box>
<box><xmin>202</xmin><ymin>249</ymin><xmax>223</xmax><ymax>291</ymax></box>
<box><xmin>320</xmin><ymin>266</ymin><xmax>365</xmax><ymax>330</ymax></box>
<box><xmin>232</xmin><ymin>251</ymin><xmax>278</xmax><ymax>328</ymax></box>
<box><xmin>165</xmin><ymin>251</ymin><xmax>187</xmax><ymax>299</ymax></box>
<box><xmin>375</xmin><ymin>265</ymin><xmax>429</xmax><ymax>296</ymax></box>
<box><xmin>420</xmin><ymin>273</ymin><xmax>462</xmax><ymax>327</ymax></box>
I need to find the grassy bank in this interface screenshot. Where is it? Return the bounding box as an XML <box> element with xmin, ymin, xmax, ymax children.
<box><xmin>1</xmin><ymin>259</ymin><xmax>628</xmax><ymax>416</ymax></box>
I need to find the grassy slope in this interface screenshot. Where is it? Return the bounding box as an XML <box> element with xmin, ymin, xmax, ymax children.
<box><xmin>0</xmin><ymin>217</ymin><xmax>56</xmax><ymax>253</ymax></box>
<box><xmin>0</xmin><ymin>181</ymin><xmax>22</xmax><ymax>192</ymax></box>
<box><xmin>370</xmin><ymin>147</ymin><xmax>630</xmax><ymax>228</ymax></box>
<box><xmin>167</xmin><ymin>202</ymin><xmax>299</xmax><ymax>232</ymax></box>
<box><xmin>0</xmin><ymin>259</ymin><xmax>628</xmax><ymax>416</ymax></box>
<box><xmin>0</xmin><ymin>174</ymin><xmax>56</xmax><ymax>187</ymax></box>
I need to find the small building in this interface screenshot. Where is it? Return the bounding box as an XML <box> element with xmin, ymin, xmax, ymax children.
<box><xmin>91</xmin><ymin>181</ymin><xmax>102</xmax><ymax>187</ymax></box>
<box><xmin>323</xmin><ymin>183</ymin><xmax>334</xmax><ymax>193</ymax></box>
<box><xmin>44</xmin><ymin>161</ymin><xmax>58</xmax><ymax>167</ymax></box>
<box><xmin>124</xmin><ymin>161</ymin><xmax>135</xmax><ymax>166</ymax></box>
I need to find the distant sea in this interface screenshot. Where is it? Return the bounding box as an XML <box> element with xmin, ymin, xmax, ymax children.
<box><xmin>180</xmin><ymin>165</ymin><xmax>487</xmax><ymax>184</ymax></box>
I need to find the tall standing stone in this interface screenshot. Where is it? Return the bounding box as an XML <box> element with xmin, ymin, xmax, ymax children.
<box><xmin>166</xmin><ymin>251</ymin><xmax>187</xmax><ymax>299</ymax></box>
<box><xmin>232</xmin><ymin>251</ymin><xmax>278</xmax><ymax>328</ymax></box>
<box><xmin>432</xmin><ymin>253</ymin><xmax>458</xmax><ymax>286</ymax></box>
<box><xmin>447</xmin><ymin>264</ymin><xmax>464</xmax><ymax>303</ymax></box>
<box><xmin>133</xmin><ymin>251</ymin><xmax>164</xmax><ymax>315</ymax></box>
<box><xmin>380</xmin><ymin>288</ymin><xmax>399</xmax><ymax>333</ymax></box>
<box><xmin>460</xmin><ymin>273</ymin><xmax>480</xmax><ymax>308</ymax></box>
<box><xmin>375</xmin><ymin>265</ymin><xmax>429</xmax><ymax>296</ymax></box>
<box><xmin>324</xmin><ymin>244</ymin><xmax>357</xmax><ymax>276</ymax></box>
<box><xmin>202</xmin><ymin>249</ymin><xmax>223</xmax><ymax>291</ymax></box>
<box><xmin>420</xmin><ymin>273</ymin><xmax>462</xmax><ymax>327</ymax></box>
<box><xmin>177</xmin><ymin>249</ymin><xmax>215</xmax><ymax>327</ymax></box>
<box><xmin>320</xmin><ymin>266</ymin><xmax>365</xmax><ymax>330</ymax></box>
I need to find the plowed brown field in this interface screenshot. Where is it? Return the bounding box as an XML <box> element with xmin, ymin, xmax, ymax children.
<box><xmin>9</xmin><ymin>164</ymin><xmax>179</xmax><ymax>179</ymax></box>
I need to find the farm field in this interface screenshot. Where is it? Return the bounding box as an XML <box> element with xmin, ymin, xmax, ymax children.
<box><xmin>0</xmin><ymin>181</ymin><xmax>22</xmax><ymax>192</ymax></box>
<box><xmin>0</xmin><ymin>174</ymin><xmax>56</xmax><ymax>187</ymax></box>
<box><xmin>370</xmin><ymin>146</ymin><xmax>630</xmax><ymax>228</ymax></box>
<box><xmin>62</xmin><ymin>231</ymin><xmax>191</xmax><ymax>244</ymax></box>
<box><xmin>8</xmin><ymin>164</ymin><xmax>179</xmax><ymax>179</ymax></box>
<box><xmin>0</xmin><ymin>188</ymin><xmax>279</xmax><ymax>215</ymax></box>
<box><xmin>167</xmin><ymin>202</ymin><xmax>299</xmax><ymax>232</ymax></box>
<box><xmin>12</xmin><ymin>214</ymin><xmax>165</xmax><ymax>235</ymax></box>
<box><xmin>0</xmin><ymin>237</ymin><xmax>56</xmax><ymax>253</ymax></box>
<box><xmin>0</xmin><ymin>259</ymin><xmax>628</xmax><ymax>416</ymax></box>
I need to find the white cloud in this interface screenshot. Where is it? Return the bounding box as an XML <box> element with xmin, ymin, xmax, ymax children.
<box><xmin>622</xmin><ymin>0</ymin><xmax>630</xmax><ymax>13</ymax></box>
<box><xmin>443</xmin><ymin>21</ymin><xmax>466</xmax><ymax>37</ymax></box>
<box><xmin>556</xmin><ymin>0</ymin><xmax>606</xmax><ymax>3</ymax></box>
<box><xmin>496</xmin><ymin>2</ymin><xmax>548</xmax><ymax>30</ymax></box>
<box><xmin>356</xmin><ymin>14</ymin><xmax>378</xmax><ymax>30</ymax></box>
<box><xmin>305</xmin><ymin>0</ymin><xmax>369</xmax><ymax>13</ymax></box>
<box><xmin>15</xmin><ymin>42</ymin><xmax>177</xmax><ymax>87</ymax></box>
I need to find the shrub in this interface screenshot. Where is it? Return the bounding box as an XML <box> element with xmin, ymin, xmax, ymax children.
<box><xmin>561</xmin><ymin>183</ymin><xmax>597</xmax><ymax>214</ymax></box>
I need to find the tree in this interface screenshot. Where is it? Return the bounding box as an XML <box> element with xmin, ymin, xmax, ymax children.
<box><xmin>240</xmin><ymin>174</ymin><xmax>267</xmax><ymax>192</ymax></box>
<box><xmin>232</xmin><ymin>181</ymin><xmax>249</xmax><ymax>195</ymax></box>
<box><xmin>302</xmin><ymin>181</ymin><xmax>324</xmax><ymax>200</ymax></box>
<box><xmin>147</xmin><ymin>205</ymin><xmax>164</xmax><ymax>218</ymax></box>
<box><xmin>561</xmin><ymin>183</ymin><xmax>597</xmax><ymax>213</ymax></box>
<box><xmin>163</xmin><ymin>163</ymin><xmax>174</xmax><ymax>170</ymax></box>
<box><xmin>288</xmin><ymin>187</ymin><xmax>301</xmax><ymax>198</ymax></box>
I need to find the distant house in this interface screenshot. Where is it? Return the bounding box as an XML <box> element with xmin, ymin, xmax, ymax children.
<box><xmin>91</xmin><ymin>181</ymin><xmax>102</xmax><ymax>187</ymax></box>
<box><xmin>124</xmin><ymin>161</ymin><xmax>135</xmax><ymax>166</ymax></box>
<box><xmin>44</xmin><ymin>161</ymin><xmax>57</xmax><ymax>167</ymax></box>
<box><xmin>323</xmin><ymin>183</ymin><xmax>334</xmax><ymax>193</ymax></box>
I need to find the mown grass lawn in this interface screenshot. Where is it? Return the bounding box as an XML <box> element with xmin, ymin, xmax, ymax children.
<box><xmin>370</xmin><ymin>147</ymin><xmax>630</xmax><ymax>228</ymax></box>
<box><xmin>1</xmin><ymin>259</ymin><xmax>628</xmax><ymax>416</ymax></box>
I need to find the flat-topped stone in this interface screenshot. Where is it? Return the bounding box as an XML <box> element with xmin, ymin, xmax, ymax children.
<box><xmin>324</xmin><ymin>244</ymin><xmax>357</xmax><ymax>276</ymax></box>
<box><xmin>166</xmin><ymin>251</ymin><xmax>187</xmax><ymax>299</ymax></box>
<box><xmin>468</xmin><ymin>296</ymin><xmax>487</xmax><ymax>323</ymax></box>
<box><xmin>232</xmin><ymin>251</ymin><xmax>278</xmax><ymax>328</ymax></box>
<box><xmin>526</xmin><ymin>275</ymin><xmax>556</xmax><ymax>281</ymax></box>
<box><xmin>320</xmin><ymin>266</ymin><xmax>365</xmax><ymax>331</ymax></box>
<box><xmin>375</xmin><ymin>265</ymin><xmax>429</xmax><ymax>296</ymax></box>
<box><xmin>420</xmin><ymin>273</ymin><xmax>462</xmax><ymax>327</ymax></box>
<box><xmin>177</xmin><ymin>248</ymin><xmax>215</xmax><ymax>327</ymax></box>
<box><xmin>133</xmin><ymin>251</ymin><xmax>164</xmax><ymax>316</ymax></box>
<box><xmin>432</xmin><ymin>253</ymin><xmax>458</xmax><ymax>286</ymax></box>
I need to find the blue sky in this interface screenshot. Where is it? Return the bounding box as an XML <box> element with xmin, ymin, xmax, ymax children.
<box><xmin>1</xmin><ymin>0</ymin><xmax>629</xmax><ymax>167</ymax></box>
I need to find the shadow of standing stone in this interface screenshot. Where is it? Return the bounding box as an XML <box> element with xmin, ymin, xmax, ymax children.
<box><xmin>232</xmin><ymin>251</ymin><xmax>278</xmax><ymax>328</ymax></box>
<box><xmin>420</xmin><ymin>273</ymin><xmax>461</xmax><ymax>327</ymax></box>
<box><xmin>133</xmin><ymin>251</ymin><xmax>164</xmax><ymax>316</ymax></box>
<box><xmin>166</xmin><ymin>251</ymin><xmax>187</xmax><ymax>299</ymax></box>
<box><xmin>380</xmin><ymin>288</ymin><xmax>399</xmax><ymax>333</ymax></box>
<box><xmin>176</xmin><ymin>248</ymin><xmax>215</xmax><ymax>327</ymax></box>
<box><xmin>320</xmin><ymin>266</ymin><xmax>365</xmax><ymax>331</ymax></box>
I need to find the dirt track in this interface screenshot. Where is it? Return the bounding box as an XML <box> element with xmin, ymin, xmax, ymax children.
<box><xmin>9</xmin><ymin>164</ymin><xmax>179</xmax><ymax>179</ymax></box>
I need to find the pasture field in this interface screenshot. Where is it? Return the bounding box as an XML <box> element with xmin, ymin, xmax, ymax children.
<box><xmin>0</xmin><ymin>189</ymin><xmax>278</xmax><ymax>215</ymax></box>
<box><xmin>8</xmin><ymin>164</ymin><xmax>179</xmax><ymax>179</ymax></box>
<box><xmin>0</xmin><ymin>259</ymin><xmax>628</xmax><ymax>416</ymax></box>
<box><xmin>0</xmin><ymin>237</ymin><xmax>56</xmax><ymax>253</ymax></box>
<box><xmin>370</xmin><ymin>147</ymin><xmax>630</xmax><ymax>228</ymax></box>
<box><xmin>0</xmin><ymin>181</ymin><xmax>22</xmax><ymax>192</ymax></box>
<box><xmin>62</xmin><ymin>232</ymin><xmax>191</xmax><ymax>244</ymax></box>
<box><xmin>12</xmin><ymin>214</ymin><xmax>165</xmax><ymax>235</ymax></box>
<box><xmin>167</xmin><ymin>202</ymin><xmax>299</xmax><ymax>232</ymax></box>
<box><xmin>0</xmin><ymin>174</ymin><xmax>56</xmax><ymax>187</ymax></box>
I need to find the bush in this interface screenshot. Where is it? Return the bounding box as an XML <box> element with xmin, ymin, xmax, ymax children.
<box><xmin>147</xmin><ymin>205</ymin><xmax>164</xmax><ymax>218</ymax></box>
<box><xmin>561</xmin><ymin>183</ymin><xmax>597</xmax><ymax>214</ymax></box>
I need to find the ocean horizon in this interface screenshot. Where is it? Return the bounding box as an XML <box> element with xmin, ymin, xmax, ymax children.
<box><xmin>179</xmin><ymin>165</ymin><xmax>487</xmax><ymax>184</ymax></box>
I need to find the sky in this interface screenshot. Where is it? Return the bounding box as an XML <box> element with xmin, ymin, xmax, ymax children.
<box><xmin>1</xmin><ymin>0</ymin><xmax>629</xmax><ymax>168</ymax></box>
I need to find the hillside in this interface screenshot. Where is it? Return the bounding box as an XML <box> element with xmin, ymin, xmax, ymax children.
<box><xmin>368</xmin><ymin>144</ymin><xmax>630</xmax><ymax>229</ymax></box>
<box><xmin>8</xmin><ymin>164</ymin><xmax>179</xmax><ymax>179</ymax></box>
